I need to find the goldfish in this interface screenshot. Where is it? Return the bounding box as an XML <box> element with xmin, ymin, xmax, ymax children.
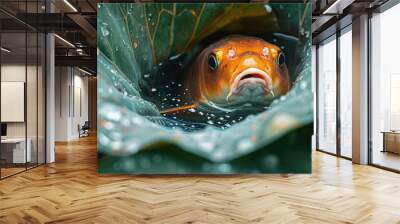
<box><xmin>162</xmin><ymin>35</ymin><xmax>291</xmax><ymax>114</ymax></box>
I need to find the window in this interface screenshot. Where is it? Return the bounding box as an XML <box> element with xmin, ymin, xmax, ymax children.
<box><xmin>0</xmin><ymin>1</ymin><xmax>47</xmax><ymax>179</ymax></box>
<box><xmin>317</xmin><ymin>36</ymin><xmax>337</xmax><ymax>154</ymax></box>
<box><xmin>371</xmin><ymin>3</ymin><xmax>400</xmax><ymax>171</ymax></box>
<box><xmin>339</xmin><ymin>27</ymin><xmax>352</xmax><ymax>158</ymax></box>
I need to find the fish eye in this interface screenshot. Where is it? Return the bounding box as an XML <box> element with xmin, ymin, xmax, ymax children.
<box><xmin>277</xmin><ymin>53</ymin><xmax>286</xmax><ymax>67</ymax></box>
<box><xmin>208</xmin><ymin>54</ymin><xmax>219</xmax><ymax>71</ymax></box>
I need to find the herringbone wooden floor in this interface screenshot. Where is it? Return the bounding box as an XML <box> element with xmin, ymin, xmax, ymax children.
<box><xmin>1</xmin><ymin>135</ymin><xmax>400</xmax><ymax>224</ymax></box>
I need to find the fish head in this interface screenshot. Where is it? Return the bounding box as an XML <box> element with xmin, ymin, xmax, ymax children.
<box><xmin>196</xmin><ymin>35</ymin><xmax>290</xmax><ymax>108</ymax></box>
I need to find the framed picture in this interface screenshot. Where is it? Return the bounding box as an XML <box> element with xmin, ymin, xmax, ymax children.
<box><xmin>98</xmin><ymin>3</ymin><xmax>312</xmax><ymax>174</ymax></box>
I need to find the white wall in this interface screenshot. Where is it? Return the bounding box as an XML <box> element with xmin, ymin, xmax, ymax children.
<box><xmin>72</xmin><ymin>73</ymin><xmax>89</xmax><ymax>138</ymax></box>
<box><xmin>1</xmin><ymin>64</ymin><xmax>26</xmax><ymax>81</ymax></box>
<box><xmin>54</xmin><ymin>67</ymin><xmax>89</xmax><ymax>141</ymax></box>
<box><xmin>55</xmin><ymin>66</ymin><xmax>69</xmax><ymax>141</ymax></box>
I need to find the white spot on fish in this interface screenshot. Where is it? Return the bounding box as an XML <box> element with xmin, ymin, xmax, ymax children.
<box><xmin>228</xmin><ymin>48</ymin><xmax>235</xmax><ymax>58</ymax></box>
<box><xmin>262</xmin><ymin>47</ymin><xmax>269</xmax><ymax>56</ymax></box>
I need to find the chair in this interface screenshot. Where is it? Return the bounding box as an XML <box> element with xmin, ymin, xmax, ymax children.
<box><xmin>79</xmin><ymin>121</ymin><xmax>90</xmax><ymax>138</ymax></box>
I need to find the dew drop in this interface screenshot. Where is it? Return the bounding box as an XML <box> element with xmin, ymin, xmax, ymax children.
<box><xmin>300</xmin><ymin>81</ymin><xmax>307</xmax><ymax>89</ymax></box>
<box><xmin>265</xmin><ymin>5</ymin><xmax>272</xmax><ymax>13</ymax></box>
<box><xmin>101</xmin><ymin>26</ymin><xmax>110</xmax><ymax>37</ymax></box>
<box><xmin>237</xmin><ymin>138</ymin><xmax>253</xmax><ymax>152</ymax></box>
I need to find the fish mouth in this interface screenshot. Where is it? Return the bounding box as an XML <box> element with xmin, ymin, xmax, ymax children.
<box><xmin>227</xmin><ymin>68</ymin><xmax>274</xmax><ymax>101</ymax></box>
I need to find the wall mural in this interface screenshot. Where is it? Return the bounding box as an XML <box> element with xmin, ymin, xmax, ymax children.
<box><xmin>97</xmin><ymin>3</ymin><xmax>313</xmax><ymax>174</ymax></box>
